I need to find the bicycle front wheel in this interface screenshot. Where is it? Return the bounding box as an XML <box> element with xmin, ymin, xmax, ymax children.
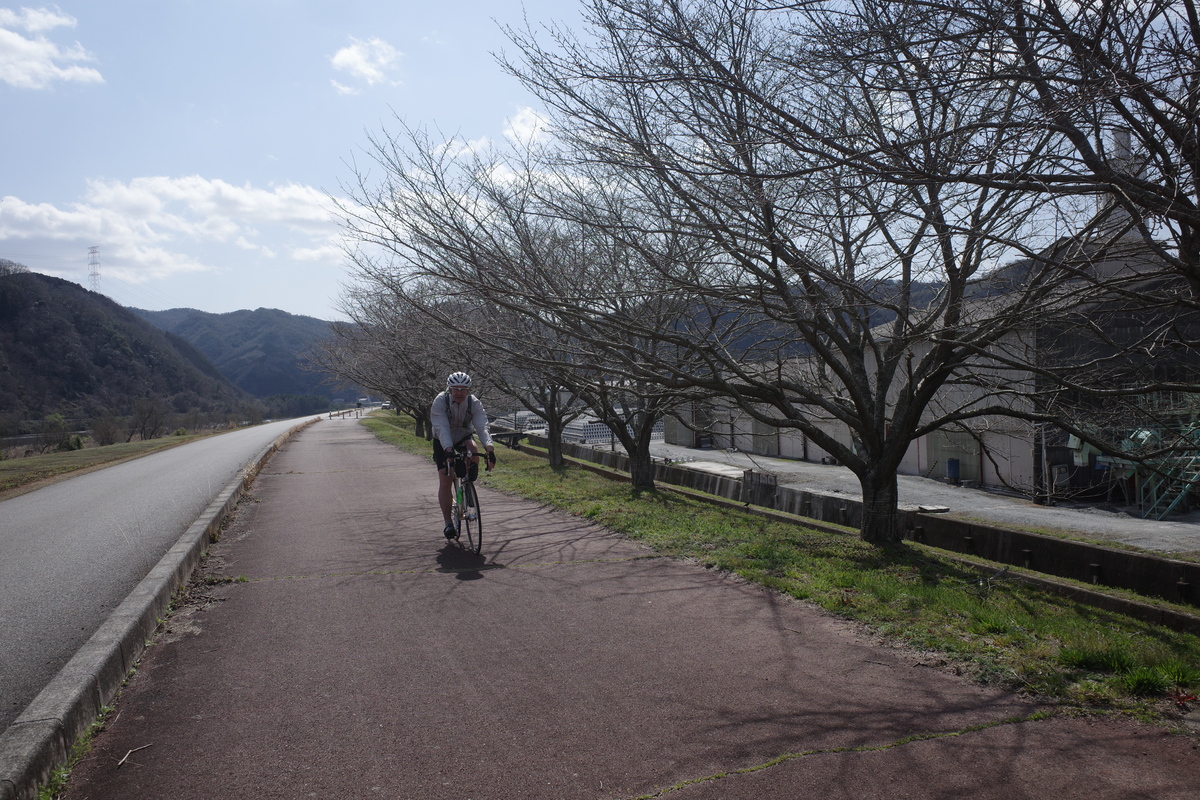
<box><xmin>461</xmin><ymin>482</ymin><xmax>482</xmax><ymax>554</ymax></box>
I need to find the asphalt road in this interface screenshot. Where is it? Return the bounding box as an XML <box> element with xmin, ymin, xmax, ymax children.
<box><xmin>0</xmin><ymin>418</ymin><xmax>313</xmax><ymax>733</ymax></box>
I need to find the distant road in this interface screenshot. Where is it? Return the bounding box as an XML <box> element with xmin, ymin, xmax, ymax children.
<box><xmin>0</xmin><ymin>418</ymin><xmax>315</xmax><ymax>733</ymax></box>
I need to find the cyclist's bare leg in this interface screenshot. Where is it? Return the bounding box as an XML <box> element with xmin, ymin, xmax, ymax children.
<box><xmin>438</xmin><ymin>468</ymin><xmax>454</xmax><ymax>523</ymax></box>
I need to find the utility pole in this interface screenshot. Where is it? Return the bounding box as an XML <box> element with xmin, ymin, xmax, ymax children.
<box><xmin>88</xmin><ymin>246</ymin><xmax>100</xmax><ymax>292</ymax></box>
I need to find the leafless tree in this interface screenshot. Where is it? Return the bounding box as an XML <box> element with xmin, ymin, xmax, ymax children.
<box><xmin>883</xmin><ymin>0</ymin><xmax>1200</xmax><ymax>479</ymax></box>
<box><xmin>90</xmin><ymin>414</ymin><xmax>122</xmax><ymax>446</ymax></box>
<box><xmin>338</xmin><ymin>127</ymin><xmax>700</xmax><ymax>488</ymax></box>
<box><xmin>36</xmin><ymin>413</ymin><xmax>71</xmax><ymax>453</ymax></box>
<box><xmin>497</xmin><ymin>0</ymin><xmax>1139</xmax><ymax>542</ymax></box>
<box><xmin>402</xmin><ymin>293</ymin><xmax>589</xmax><ymax>468</ymax></box>
<box><xmin>308</xmin><ymin>287</ymin><xmax>447</xmax><ymax>438</ymax></box>
<box><xmin>340</xmin><ymin>272</ymin><xmax>590</xmax><ymax>467</ymax></box>
<box><xmin>338</xmin><ymin>0</ymin><xmax>1194</xmax><ymax>539</ymax></box>
<box><xmin>901</xmin><ymin>0</ymin><xmax>1199</xmax><ymax>299</ymax></box>
<box><xmin>127</xmin><ymin>397</ymin><xmax>169</xmax><ymax>442</ymax></box>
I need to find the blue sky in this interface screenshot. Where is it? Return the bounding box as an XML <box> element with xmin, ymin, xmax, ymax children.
<box><xmin>0</xmin><ymin>1</ymin><xmax>573</xmax><ymax>319</ymax></box>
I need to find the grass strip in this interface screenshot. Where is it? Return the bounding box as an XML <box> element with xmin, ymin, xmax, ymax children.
<box><xmin>362</xmin><ymin>413</ymin><xmax>1200</xmax><ymax>723</ymax></box>
<box><xmin>35</xmin><ymin>705</ymin><xmax>114</xmax><ymax>800</ymax></box>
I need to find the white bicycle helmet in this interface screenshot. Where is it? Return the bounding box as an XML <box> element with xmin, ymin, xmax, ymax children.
<box><xmin>446</xmin><ymin>371</ymin><xmax>472</xmax><ymax>388</ymax></box>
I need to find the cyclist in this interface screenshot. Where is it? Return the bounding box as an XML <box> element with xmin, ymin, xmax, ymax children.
<box><xmin>430</xmin><ymin>371</ymin><xmax>496</xmax><ymax>539</ymax></box>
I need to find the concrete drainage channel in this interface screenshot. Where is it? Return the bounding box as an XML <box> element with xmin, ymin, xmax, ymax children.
<box><xmin>0</xmin><ymin>418</ymin><xmax>319</xmax><ymax>800</ymax></box>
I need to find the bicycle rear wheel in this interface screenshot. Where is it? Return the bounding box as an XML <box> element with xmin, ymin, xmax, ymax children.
<box><xmin>461</xmin><ymin>481</ymin><xmax>482</xmax><ymax>554</ymax></box>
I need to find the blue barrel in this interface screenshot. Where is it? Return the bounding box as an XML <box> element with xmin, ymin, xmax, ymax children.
<box><xmin>946</xmin><ymin>458</ymin><xmax>961</xmax><ymax>482</ymax></box>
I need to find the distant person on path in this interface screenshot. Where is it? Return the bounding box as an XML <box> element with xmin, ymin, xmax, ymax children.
<box><xmin>430</xmin><ymin>372</ymin><xmax>496</xmax><ymax>539</ymax></box>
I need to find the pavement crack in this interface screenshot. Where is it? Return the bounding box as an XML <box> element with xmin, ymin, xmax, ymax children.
<box><xmin>624</xmin><ymin>710</ymin><xmax>1057</xmax><ymax>799</ymax></box>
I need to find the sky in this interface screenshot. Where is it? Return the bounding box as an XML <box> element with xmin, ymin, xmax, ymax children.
<box><xmin>0</xmin><ymin>0</ymin><xmax>578</xmax><ymax>320</ymax></box>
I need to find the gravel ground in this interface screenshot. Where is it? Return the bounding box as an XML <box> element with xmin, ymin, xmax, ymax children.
<box><xmin>647</xmin><ymin>441</ymin><xmax>1200</xmax><ymax>556</ymax></box>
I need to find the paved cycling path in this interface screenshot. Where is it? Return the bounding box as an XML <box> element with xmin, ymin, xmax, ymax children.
<box><xmin>62</xmin><ymin>419</ymin><xmax>1198</xmax><ymax>799</ymax></box>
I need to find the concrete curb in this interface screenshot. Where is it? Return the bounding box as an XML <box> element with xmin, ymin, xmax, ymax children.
<box><xmin>0</xmin><ymin>418</ymin><xmax>319</xmax><ymax>800</ymax></box>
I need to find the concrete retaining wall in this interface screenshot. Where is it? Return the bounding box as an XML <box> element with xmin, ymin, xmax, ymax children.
<box><xmin>539</xmin><ymin>438</ymin><xmax>871</xmax><ymax>528</ymax></box>
<box><xmin>911</xmin><ymin>514</ymin><xmax>1200</xmax><ymax>608</ymax></box>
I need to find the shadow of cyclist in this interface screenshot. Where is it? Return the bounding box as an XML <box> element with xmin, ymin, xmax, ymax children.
<box><xmin>435</xmin><ymin>543</ymin><xmax>490</xmax><ymax>580</ymax></box>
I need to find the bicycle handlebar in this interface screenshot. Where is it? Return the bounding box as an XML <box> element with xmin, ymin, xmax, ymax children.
<box><xmin>443</xmin><ymin>446</ymin><xmax>496</xmax><ymax>474</ymax></box>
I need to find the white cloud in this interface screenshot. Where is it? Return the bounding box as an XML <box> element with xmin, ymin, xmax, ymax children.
<box><xmin>0</xmin><ymin>176</ymin><xmax>344</xmax><ymax>282</ymax></box>
<box><xmin>503</xmin><ymin>107</ymin><xmax>549</xmax><ymax>146</ymax></box>
<box><xmin>422</xmin><ymin>110</ymin><xmax>549</xmax><ymax>166</ymax></box>
<box><xmin>0</xmin><ymin>194</ymin><xmax>100</xmax><ymax>240</ymax></box>
<box><xmin>105</xmin><ymin>244</ymin><xmax>210</xmax><ymax>282</ymax></box>
<box><xmin>435</xmin><ymin>135</ymin><xmax>492</xmax><ymax>160</ymax></box>
<box><xmin>291</xmin><ymin>244</ymin><xmax>343</xmax><ymax>262</ymax></box>
<box><xmin>236</xmin><ymin>236</ymin><xmax>276</xmax><ymax>258</ymax></box>
<box><xmin>330</xmin><ymin>36</ymin><xmax>401</xmax><ymax>88</ymax></box>
<box><xmin>0</xmin><ymin>7</ymin><xmax>76</xmax><ymax>32</ymax></box>
<box><xmin>0</xmin><ymin>6</ymin><xmax>102</xmax><ymax>89</ymax></box>
<box><xmin>87</xmin><ymin>176</ymin><xmax>334</xmax><ymax>229</ymax></box>
<box><xmin>331</xmin><ymin>79</ymin><xmax>360</xmax><ymax>96</ymax></box>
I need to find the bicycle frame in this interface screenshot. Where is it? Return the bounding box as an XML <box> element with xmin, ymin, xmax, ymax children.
<box><xmin>446</xmin><ymin>445</ymin><xmax>486</xmax><ymax>554</ymax></box>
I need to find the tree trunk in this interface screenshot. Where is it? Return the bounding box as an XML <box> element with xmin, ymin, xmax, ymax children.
<box><xmin>627</xmin><ymin>427</ymin><xmax>657</xmax><ymax>490</ymax></box>
<box><xmin>413</xmin><ymin>411</ymin><xmax>430</xmax><ymax>440</ymax></box>
<box><xmin>858</xmin><ymin>469</ymin><xmax>902</xmax><ymax>544</ymax></box>
<box><xmin>545</xmin><ymin>414</ymin><xmax>565</xmax><ymax>468</ymax></box>
<box><xmin>628</xmin><ymin>449</ymin><xmax>656</xmax><ymax>489</ymax></box>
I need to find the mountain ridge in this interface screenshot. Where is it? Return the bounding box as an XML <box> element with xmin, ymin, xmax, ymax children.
<box><xmin>131</xmin><ymin>306</ymin><xmax>336</xmax><ymax>398</ymax></box>
<box><xmin>0</xmin><ymin>268</ymin><xmax>247</xmax><ymax>420</ymax></box>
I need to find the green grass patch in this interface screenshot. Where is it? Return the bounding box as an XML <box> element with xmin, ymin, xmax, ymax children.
<box><xmin>362</xmin><ymin>413</ymin><xmax>1200</xmax><ymax>719</ymax></box>
<box><xmin>37</xmin><ymin>706</ymin><xmax>113</xmax><ymax>799</ymax></box>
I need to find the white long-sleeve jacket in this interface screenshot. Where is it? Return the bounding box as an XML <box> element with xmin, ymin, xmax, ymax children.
<box><xmin>430</xmin><ymin>391</ymin><xmax>494</xmax><ymax>451</ymax></box>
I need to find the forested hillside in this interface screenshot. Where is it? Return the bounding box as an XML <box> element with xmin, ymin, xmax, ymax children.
<box><xmin>0</xmin><ymin>265</ymin><xmax>246</xmax><ymax>420</ymax></box>
<box><xmin>133</xmin><ymin>307</ymin><xmax>336</xmax><ymax>398</ymax></box>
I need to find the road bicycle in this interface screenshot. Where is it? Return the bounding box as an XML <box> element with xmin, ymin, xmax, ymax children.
<box><xmin>446</xmin><ymin>446</ymin><xmax>493</xmax><ymax>554</ymax></box>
